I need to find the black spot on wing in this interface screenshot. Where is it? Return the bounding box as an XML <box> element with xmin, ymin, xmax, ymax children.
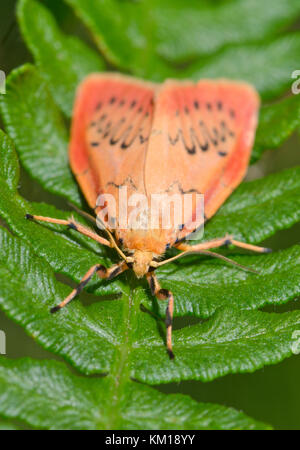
<box><xmin>106</xmin><ymin>176</ymin><xmax>138</xmax><ymax>191</ymax></box>
<box><xmin>103</xmin><ymin>121</ymin><xmax>112</xmax><ymax>138</ymax></box>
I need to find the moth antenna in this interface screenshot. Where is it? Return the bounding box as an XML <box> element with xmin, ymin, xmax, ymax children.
<box><xmin>154</xmin><ymin>249</ymin><xmax>259</xmax><ymax>274</ymax></box>
<box><xmin>68</xmin><ymin>202</ymin><xmax>97</xmax><ymax>226</ymax></box>
<box><xmin>68</xmin><ymin>203</ymin><xmax>128</xmax><ymax>262</ymax></box>
<box><xmin>94</xmin><ymin>213</ymin><xmax>128</xmax><ymax>261</ymax></box>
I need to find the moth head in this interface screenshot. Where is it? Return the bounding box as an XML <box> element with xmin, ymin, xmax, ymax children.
<box><xmin>132</xmin><ymin>250</ymin><xmax>153</xmax><ymax>278</ymax></box>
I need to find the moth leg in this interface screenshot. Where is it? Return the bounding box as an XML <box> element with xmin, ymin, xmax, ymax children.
<box><xmin>176</xmin><ymin>233</ymin><xmax>271</xmax><ymax>254</ymax></box>
<box><xmin>146</xmin><ymin>272</ymin><xmax>175</xmax><ymax>359</ymax></box>
<box><xmin>50</xmin><ymin>261</ymin><xmax>128</xmax><ymax>313</ymax></box>
<box><xmin>97</xmin><ymin>260</ymin><xmax>128</xmax><ymax>280</ymax></box>
<box><xmin>25</xmin><ymin>214</ymin><xmax>112</xmax><ymax>248</ymax></box>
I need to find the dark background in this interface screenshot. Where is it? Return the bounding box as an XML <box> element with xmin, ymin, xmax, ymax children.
<box><xmin>1</xmin><ymin>0</ymin><xmax>300</xmax><ymax>429</ymax></box>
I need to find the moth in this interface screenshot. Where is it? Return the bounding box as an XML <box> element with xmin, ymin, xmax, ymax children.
<box><xmin>26</xmin><ymin>73</ymin><xmax>269</xmax><ymax>359</ymax></box>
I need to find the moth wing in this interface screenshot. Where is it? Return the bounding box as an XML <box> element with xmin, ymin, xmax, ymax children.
<box><xmin>145</xmin><ymin>79</ymin><xmax>260</xmax><ymax>243</ymax></box>
<box><xmin>69</xmin><ymin>73</ymin><xmax>156</xmax><ymax>228</ymax></box>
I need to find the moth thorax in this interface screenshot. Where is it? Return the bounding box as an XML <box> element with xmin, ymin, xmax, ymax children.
<box><xmin>132</xmin><ymin>250</ymin><xmax>153</xmax><ymax>278</ymax></box>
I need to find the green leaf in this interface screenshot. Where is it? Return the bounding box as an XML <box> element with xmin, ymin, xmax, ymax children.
<box><xmin>1</xmin><ymin>0</ymin><xmax>300</xmax><ymax>430</ymax></box>
<box><xmin>64</xmin><ymin>0</ymin><xmax>300</xmax><ymax>67</ymax></box>
<box><xmin>183</xmin><ymin>33</ymin><xmax>300</xmax><ymax>100</ymax></box>
<box><xmin>0</xmin><ymin>225</ymin><xmax>120</xmax><ymax>373</ymax></box>
<box><xmin>16</xmin><ymin>0</ymin><xmax>300</xmax><ymax>99</ymax></box>
<box><xmin>0</xmin><ymin>106</ymin><xmax>298</xmax><ymax>428</ymax></box>
<box><xmin>0</xmin><ymin>419</ymin><xmax>19</xmax><ymax>430</ymax></box>
<box><xmin>17</xmin><ymin>0</ymin><xmax>105</xmax><ymax>116</ymax></box>
<box><xmin>150</xmin><ymin>0</ymin><xmax>300</xmax><ymax>64</ymax></box>
<box><xmin>131</xmin><ymin>306</ymin><xmax>300</xmax><ymax>384</ymax></box>
<box><xmin>0</xmin><ymin>64</ymin><xmax>81</xmax><ymax>205</ymax></box>
<box><xmin>204</xmin><ymin>167</ymin><xmax>300</xmax><ymax>244</ymax></box>
<box><xmin>0</xmin><ymin>358</ymin><xmax>270</xmax><ymax>429</ymax></box>
<box><xmin>0</xmin><ymin>130</ymin><xmax>19</xmax><ymax>191</ymax></box>
<box><xmin>63</xmin><ymin>0</ymin><xmax>300</xmax><ymax>98</ymax></box>
<box><xmin>0</xmin><ymin>129</ymin><xmax>120</xmax><ymax>297</ymax></box>
<box><xmin>252</xmin><ymin>95</ymin><xmax>300</xmax><ymax>163</ymax></box>
<box><xmin>154</xmin><ymin>245</ymin><xmax>300</xmax><ymax>318</ymax></box>
<box><xmin>0</xmin><ymin>221</ymin><xmax>299</xmax><ymax>388</ymax></box>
